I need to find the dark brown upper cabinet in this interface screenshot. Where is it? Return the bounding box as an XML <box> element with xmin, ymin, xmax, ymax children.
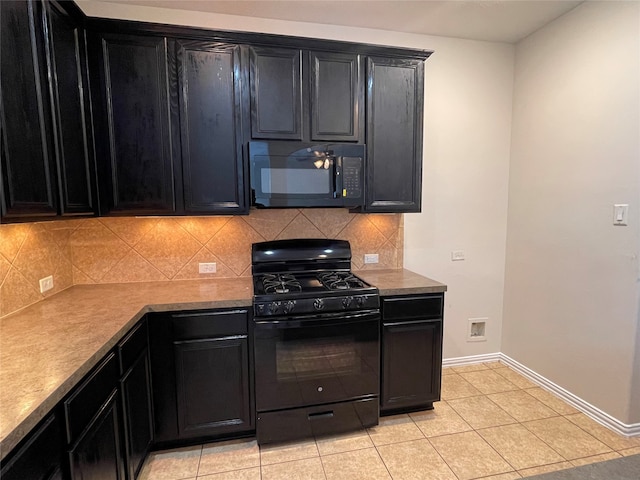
<box><xmin>92</xmin><ymin>33</ymin><xmax>177</xmax><ymax>215</ymax></box>
<box><xmin>45</xmin><ymin>1</ymin><xmax>97</xmax><ymax>216</ymax></box>
<box><xmin>1</xmin><ymin>0</ymin><xmax>96</xmax><ymax>223</ymax></box>
<box><xmin>249</xmin><ymin>46</ymin><xmax>303</xmax><ymax>140</ymax></box>
<box><xmin>309</xmin><ymin>51</ymin><xmax>363</xmax><ymax>142</ymax></box>
<box><xmin>249</xmin><ymin>46</ymin><xmax>363</xmax><ymax>143</ymax></box>
<box><xmin>175</xmin><ymin>40</ymin><xmax>247</xmax><ymax>214</ymax></box>
<box><xmin>365</xmin><ymin>56</ymin><xmax>424</xmax><ymax>213</ymax></box>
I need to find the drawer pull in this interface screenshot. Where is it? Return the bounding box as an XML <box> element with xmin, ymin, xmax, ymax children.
<box><xmin>308</xmin><ymin>411</ymin><xmax>334</xmax><ymax>420</ymax></box>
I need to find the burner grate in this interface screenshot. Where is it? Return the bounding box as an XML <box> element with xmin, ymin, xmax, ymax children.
<box><xmin>262</xmin><ymin>273</ymin><xmax>302</xmax><ymax>294</ymax></box>
<box><xmin>318</xmin><ymin>272</ymin><xmax>366</xmax><ymax>291</ymax></box>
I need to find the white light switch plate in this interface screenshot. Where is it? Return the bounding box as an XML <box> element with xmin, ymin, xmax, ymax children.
<box><xmin>199</xmin><ymin>262</ymin><xmax>217</xmax><ymax>274</ymax></box>
<box><xmin>613</xmin><ymin>204</ymin><xmax>629</xmax><ymax>226</ymax></box>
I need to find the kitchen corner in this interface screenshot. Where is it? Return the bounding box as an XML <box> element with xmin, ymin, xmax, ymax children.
<box><xmin>0</xmin><ymin>267</ymin><xmax>445</xmax><ymax>461</ymax></box>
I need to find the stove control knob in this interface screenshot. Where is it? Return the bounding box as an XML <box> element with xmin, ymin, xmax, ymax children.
<box><xmin>342</xmin><ymin>296</ymin><xmax>353</xmax><ymax>309</ymax></box>
<box><xmin>355</xmin><ymin>296</ymin><xmax>365</xmax><ymax>307</ymax></box>
<box><xmin>269</xmin><ymin>301</ymin><xmax>281</xmax><ymax>314</ymax></box>
<box><xmin>313</xmin><ymin>298</ymin><xmax>325</xmax><ymax>311</ymax></box>
<box><xmin>283</xmin><ymin>300</ymin><xmax>296</xmax><ymax>314</ymax></box>
<box><xmin>256</xmin><ymin>304</ymin><xmax>265</xmax><ymax>315</ymax></box>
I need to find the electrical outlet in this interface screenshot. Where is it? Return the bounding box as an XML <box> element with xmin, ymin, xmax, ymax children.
<box><xmin>451</xmin><ymin>250</ymin><xmax>465</xmax><ymax>261</ymax></box>
<box><xmin>39</xmin><ymin>275</ymin><xmax>54</xmax><ymax>293</ymax></box>
<box><xmin>364</xmin><ymin>253</ymin><xmax>379</xmax><ymax>264</ymax></box>
<box><xmin>198</xmin><ymin>262</ymin><xmax>217</xmax><ymax>274</ymax></box>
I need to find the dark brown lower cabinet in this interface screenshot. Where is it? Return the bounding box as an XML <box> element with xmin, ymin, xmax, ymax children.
<box><xmin>69</xmin><ymin>389</ymin><xmax>124</xmax><ymax>480</ymax></box>
<box><xmin>118</xmin><ymin>319</ymin><xmax>153</xmax><ymax>480</ymax></box>
<box><xmin>174</xmin><ymin>336</ymin><xmax>251</xmax><ymax>438</ymax></box>
<box><xmin>0</xmin><ymin>413</ymin><xmax>65</xmax><ymax>480</ymax></box>
<box><xmin>65</xmin><ymin>353</ymin><xmax>124</xmax><ymax>480</ymax></box>
<box><xmin>149</xmin><ymin>309</ymin><xmax>254</xmax><ymax>445</ymax></box>
<box><xmin>120</xmin><ymin>351</ymin><xmax>153</xmax><ymax>480</ymax></box>
<box><xmin>381</xmin><ymin>294</ymin><xmax>444</xmax><ymax>414</ymax></box>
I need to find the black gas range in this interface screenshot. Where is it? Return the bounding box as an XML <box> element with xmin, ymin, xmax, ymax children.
<box><xmin>251</xmin><ymin>239</ymin><xmax>381</xmax><ymax>444</ymax></box>
<box><xmin>252</xmin><ymin>269</ymin><xmax>379</xmax><ymax>317</ymax></box>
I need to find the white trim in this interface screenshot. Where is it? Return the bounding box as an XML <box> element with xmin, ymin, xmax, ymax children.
<box><xmin>442</xmin><ymin>352</ymin><xmax>501</xmax><ymax>367</ymax></box>
<box><xmin>442</xmin><ymin>352</ymin><xmax>640</xmax><ymax>438</ymax></box>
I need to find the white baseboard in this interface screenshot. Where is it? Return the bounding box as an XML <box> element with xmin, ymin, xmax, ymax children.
<box><xmin>442</xmin><ymin>352</ymin><xmax>502</xmax><ymax>367</ymax></box>
<box><xmin>442</xmin><ymin>352</ymin><xmax>640</xmax><ymax>438</ymax></box>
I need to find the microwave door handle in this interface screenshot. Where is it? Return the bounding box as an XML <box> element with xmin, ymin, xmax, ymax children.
<box><xmin>334</xmin><ymin>156</ymin><xmax>342</xmax><ymax>199</ymax></box>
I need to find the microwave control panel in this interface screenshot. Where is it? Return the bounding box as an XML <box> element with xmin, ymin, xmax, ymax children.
<box><xmin>341</xmin><ymin>157</ymin><xmax>363</xmax><ymax>201</ymax></box>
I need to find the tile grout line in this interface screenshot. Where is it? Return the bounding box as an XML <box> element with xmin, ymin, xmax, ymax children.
<box><xmin>479</xmin><ymin>370</ymin><xmax>571</xmax><ymax>474</ymax></box>
<box><xmin>312</xmin><ymin>436</ymin><xmax>328</xmax><ymax>480</ymax></box>
<box><xmin>403</xmin><ymin>409</ymin><xmax>463</xmax><ymax>480</ymax></box>
<box><xmin>440</xmin><ymin>364</ymin><xmax>571</xmax><ymax>478</ymax></box>
<box><xmin>562</xmin><ymin>412</ymin><xmax>623</xmax><ymax>454</ymax></box>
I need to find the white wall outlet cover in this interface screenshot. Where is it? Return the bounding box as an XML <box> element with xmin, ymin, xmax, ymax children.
<box><xmin>364</xmin><ymin>253</ymin><xmax>379</xmax><ymax>264</ymax></box>
<box><xmin>39</xmin><ymin>275</ymin><xmax>54</xmax><ymax>293</ymax></box>
<box><xmin>198</xmin><ymin>262</ymin><xmax>217</xmax><ymax>274</ymax></box>
<box><xmin>451</xmin><ymin>250</ymin><xmax>465</xmax><ymax>261</ymax></box>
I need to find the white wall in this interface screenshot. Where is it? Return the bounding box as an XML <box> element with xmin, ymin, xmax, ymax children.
<box><xmin>404</xmin><ymin>40</ymin><xmax>513</xmax><ymax>359</ymax></box>
<box><xmin>503</xmin><ymin>1</ymin><xmax>640</xmax><ymax>424</ymax></box>
<box><xmin>79</xmin><ymin>0</ymin><xmax>517</xmax><ymax>361</ymax></box>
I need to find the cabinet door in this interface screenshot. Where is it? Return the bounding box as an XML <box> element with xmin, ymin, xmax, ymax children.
<box><xmin>176</xmin><ymin>41</ymin><xmax>247</xmax><ymax>213</ymax></box>
<box><xmin>97</xmin><ymin>34</ymin><xmax>176</xmax><ymax>214</ymax></box>
<box><xmin>381</xmin><ymin>319</ymin><xmax>442</xmax><ymax>413</ymax></box>
<box><xmin>310</xmin><ymin>51</ymin><xmax>362</xmax><ymax>142</ymax></box>
<box><xmin>44</xmin><ymin>2</ymin><xmax>96</xmax><ymax>216</ymax></box>
<box><xmin>69</xmin><ymin>389</ymin><xmax>125</xmax><ymax>480</ymax></box>
<box><xmin>120</xmin><ymin>351</ymin><xmax>153</xmax><ymax>480</ymax></box>
<box><xmin>0</xmin><ymin>414</ymin><xmax>64</xmax><ymax>480</ymax></box>
<box><xmin>174</xmin><ymin>336</ymin><xmax>251</xmax><ymax>438</ymax></box>
<box><xmin>249</xmin><ymin>47</ymin><xmax>303</xmax><ymax>140</ymax></box>
<box><xmin>366</xmin><ymin>56</ymin><xmax>424</xmax><ymax>213</ymax></box>
<box><xmin>0</xmin><ymin>0</ymin><xmax>57</xmax><ymax>220</ymax></box>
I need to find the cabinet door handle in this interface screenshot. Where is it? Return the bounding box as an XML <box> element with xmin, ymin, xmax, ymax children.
<box><xmin>308</xmin><ymin>410</ymin><xmax>334</xmax><ymax>420</ymax></box>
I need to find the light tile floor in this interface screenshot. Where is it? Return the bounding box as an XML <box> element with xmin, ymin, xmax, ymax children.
<box><xmin>138</xmin><ymin>361</ymin><xmax>640</xmax><ymax>480</ymax></box>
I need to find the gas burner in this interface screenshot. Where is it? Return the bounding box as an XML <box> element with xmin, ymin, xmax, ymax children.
<box><xmin>318</xmin><ymin>272</ymin><xmax>366</xmax><ymax>291</ymax></box>
<box><xmin>262</xmin><ymin>274</ymin><xmax>302</xmax><ymax>295</ymax></box>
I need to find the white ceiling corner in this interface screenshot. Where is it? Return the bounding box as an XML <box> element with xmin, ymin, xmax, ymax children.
<box><xmin>81</xmin><ymin>0</ymin><xmax>584</xmax><ymax>43</ymax></box>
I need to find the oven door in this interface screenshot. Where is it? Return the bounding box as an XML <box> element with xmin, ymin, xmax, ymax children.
<box><xmin>253</xmin><ymin>310</ymin><xmax>380</xmax><ymax>412</ymax></box>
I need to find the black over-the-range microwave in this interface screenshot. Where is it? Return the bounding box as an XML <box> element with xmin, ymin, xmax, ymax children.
<box><xmin>249</xmin><ymin>141</ymin><xmax>365</xmax><ymax>208</ymax></box>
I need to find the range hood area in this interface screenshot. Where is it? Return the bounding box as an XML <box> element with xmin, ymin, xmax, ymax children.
<box><xmin>0</xmin><ymin>0</ymin><xmax>429</xmax><ymax>224</ymax></box>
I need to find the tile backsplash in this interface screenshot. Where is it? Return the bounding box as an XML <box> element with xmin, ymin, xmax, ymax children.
<box><xmin>0</xmin><ymin>209</ymin><xmax>403</xmax><ymax>317</ymax></box>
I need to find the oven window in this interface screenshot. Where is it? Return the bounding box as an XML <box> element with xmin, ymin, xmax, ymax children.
<box><xmin>254</xmin><ymin>314</ymin><xmax>380</xmax><ymax>411</ymax></box>
<box><xmin>261</xmin><ymin>168</ymin><xmax>330</xmax><ymax>195</ymax></box>
<box><xmin>276</xmin><ymin>337</ymin><xmax>359</xmax><ymax>381</ymax></box>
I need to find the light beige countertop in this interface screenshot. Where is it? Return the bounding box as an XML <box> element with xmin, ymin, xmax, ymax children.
<box><xmin>0</xmin><ymin>269</ymin><xmax>445</xmax><ymax>460</ymax></box>
<box><xmin>357</xmin><ymin>269</ymin><xmax>447</xmax><ymax>296</ymax></box>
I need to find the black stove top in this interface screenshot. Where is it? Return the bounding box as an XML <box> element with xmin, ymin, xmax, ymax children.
<box><xmin>251</xmin><ymin>239</ymin><xmax>379</xmax><ymax>317</ymax></box>
<box><xmin>255</xmin><ymin>271</ymin><xmax>369</xmax><ymax>296</ymax></box>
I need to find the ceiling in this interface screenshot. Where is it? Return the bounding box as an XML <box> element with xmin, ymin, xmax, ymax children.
<box><xmin>91</xmin><ymin>0</ymin><xmax>583</xmax><ymax>43</ymax></box>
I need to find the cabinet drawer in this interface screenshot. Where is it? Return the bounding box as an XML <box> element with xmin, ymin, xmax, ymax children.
<box><xmin>171</xmin><ymin>309</ymin><xmax>248</xmax><ymax>340</ymax></box>
<box><xmin>0</xmin><ymin>414</ymin><xmax>63</xmax><ymax>480</ymax></box>
<box><xmin>118</xmin><ymin>319</ymin><xmax>148</xmax><ymax>374</ymax></box>
<box><xmin>382</xmin><ymin>295</ymin><xmax>443</xmax><ymax>321</ymax></box>
<box><xmin>256</xmin><ymin>398</ymin><xmax>378</xmax><ymax>444</ymax></box>
<box><xmin>64</xmin><ymin>352</ymin><xmax>118</xmax><ymax>444</ymax></box>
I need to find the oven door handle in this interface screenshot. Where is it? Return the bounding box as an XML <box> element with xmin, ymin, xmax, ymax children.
<box><xmin>253</xmin><ymin>310</ymin><xmax>379</xmax><ymax>329</ymax></box>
